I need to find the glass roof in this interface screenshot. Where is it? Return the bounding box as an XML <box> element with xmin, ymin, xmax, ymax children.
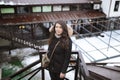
<box><xmin>71</xmin><ymin>30</ymin><xmax>120</xmax><ymax>63</ymax></box>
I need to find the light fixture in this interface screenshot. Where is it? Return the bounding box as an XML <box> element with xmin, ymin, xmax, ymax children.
<box><xmin>19</xmin><ymin>25</ymin><xmax>25</xmax><ymax>29</ymax></box>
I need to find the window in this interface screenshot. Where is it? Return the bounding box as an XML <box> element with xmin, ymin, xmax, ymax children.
<box><xmin>80</xmin><ymin>4</ymin><xmax>93</xmax><ymax>10</ymax></box>
<box><xmin>114</xmin><ymin>1</ymin><xmax>120</xmax><ymax>11</ymax></box>
<box><xmin>71</xmin><ymin>5</ymin><xmax>79</xmax><ymax>11</ymax></box>
<box><xmin>43</xmin><ymin>22</ymin><xmax>50</xmax><ymax>28</ymax></box>
<box><xmin>93</xmin><ymin>4</ymin><xmax>100</xmax><ymax>10</ymax></box>
<box><xmin>53</xmin><ymin>5</ymin><xmax>62</xmax><ymax>11</ymax></box>
<box><xmin>42</xmin><ymin>6</ymin><xmax>52</xmax><ymax>12</ymax></box>
<box><xmin>62</xmin><ymin>5</ymin><xmax>70</xmax><ymax>11</ymax></box>
<box><xmin>17</xmin><ymin>7</ymin><xmax>30</xmax><ymax>13</ymax></box>
<box><xmin>32</xmin><ymin>6</ymin><xmax>41</xmax><ymax>12</ymax></box>
<box><xmin>1</xmin><ymin>8</ymin><xmax>15</xmax><ymax>14</ymax></box>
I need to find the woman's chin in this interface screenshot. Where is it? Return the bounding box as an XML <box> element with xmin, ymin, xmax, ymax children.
<box><xmin>56</xmin><ymin>33</ymin><xmax>61</xmax><ymax>36</ymax></box>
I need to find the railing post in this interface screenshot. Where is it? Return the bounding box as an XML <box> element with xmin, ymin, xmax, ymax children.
<box><xmin>78</xmin><ymin>51</ymin><xmax>90</xmax><ymax>79</ymax></box>
<box><xmin>0</xmin><ymin>69</ymin><xmax>1</xmax><ymax>80</ymax></box>
<box><xmin>74</xmin><ymin>53</ymin><xmax>79</xmax><ymax>80</ymax></box>
<box><xmin>39</xmin><ymin>51</ymin><xmax>46</xmax><ymax>80</ymax></box>
<box><xmin>41</xmin><ymin>69</ymin><xmax>45</xmax><ymax>80</ymax></box>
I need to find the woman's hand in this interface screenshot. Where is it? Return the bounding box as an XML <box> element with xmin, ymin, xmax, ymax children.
<box><xmin>60</xmin><ymin>72</ymin><xmax>65</xmax><ymax>79</ymax></box>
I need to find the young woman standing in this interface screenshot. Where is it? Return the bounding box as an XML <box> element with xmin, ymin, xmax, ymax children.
<box><xmin>47</xmin><ymin>20</ymin><xmax>72</xmax><ymax>80</ymax></box>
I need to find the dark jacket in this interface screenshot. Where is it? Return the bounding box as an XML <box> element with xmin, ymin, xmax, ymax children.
<box><xmin>48</xmin><ymin>36</ymin><xmax>72</xmax><ymax>74</ymax></box>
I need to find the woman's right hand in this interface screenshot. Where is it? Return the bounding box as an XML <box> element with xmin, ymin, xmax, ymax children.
<box><xmin>60</xmin><ymin>72</ymin><xmax>65</xmax><ymax>79</ymax></box>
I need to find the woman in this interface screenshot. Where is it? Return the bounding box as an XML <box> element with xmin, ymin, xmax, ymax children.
<box><xmin>48</xmin><ymin>20</ymin><xmax>72</xmax><ymax>80</ymax></box>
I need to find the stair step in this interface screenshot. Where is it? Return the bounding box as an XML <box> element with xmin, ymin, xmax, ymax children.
<box><xmin>100</xmin><ymin>66</ymin><xmax>120</xmax><ymax>72</ymax></box>
<box><xmin>87</xmin><ymin>65</ymin><xmax>120</xmax><ymax>80</ymax></box>
<box><xmin>89</xmin><ymin>71</ymin><xmax>111</xmax><ymax>80</ymax></box>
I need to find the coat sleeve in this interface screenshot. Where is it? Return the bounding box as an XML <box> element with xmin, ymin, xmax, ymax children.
<box><xmin>61</xmin><ymin>39</ymin><xmax>72</xmax><ymax>73</ymax></box>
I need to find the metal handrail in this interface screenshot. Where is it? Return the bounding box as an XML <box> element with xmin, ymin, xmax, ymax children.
<box><xmin>72</xmin><ymin>42</ymin><xmax>91</xmax><ymax>80</ymax></box>
<box><xmin>0</xmin><ymin>26</ymin><xmax>92</xmax><ymax>80</ymax></box>
<box><xmin>1</xmin><ymin>59</ymin><xmax>42</xmax><ymax>80</ymax></box>
<box><xmin>1</xmin><ymin>50</ymin><xmax>91</xmax><ymax>80</ymax></box>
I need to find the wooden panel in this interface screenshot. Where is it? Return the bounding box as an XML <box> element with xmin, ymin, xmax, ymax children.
<box><xmin>0</xmin><ymin>10</ymin><xmax>106</xmax><ymax>25</ymax></box>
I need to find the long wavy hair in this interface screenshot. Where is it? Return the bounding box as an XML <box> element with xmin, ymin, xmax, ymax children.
<box><xmin>49</xmin><ymin>20</ymin><xmax>70</xmax><ymax>49</ymax></box>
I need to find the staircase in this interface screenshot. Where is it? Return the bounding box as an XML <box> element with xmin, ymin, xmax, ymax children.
<box><xmin>0</xmin><ymin>27</ymin><xmax>47</xmax><ymax>50</ymax></box>
<box><xmin>1</xmin><ymin>27</ymin><xmax>120</xmax><ymax>80</ymax></box>
<box><xmin>87</xmin><ymin>65</ymin><xmax>120</xmax><ymax>80</ymax></box>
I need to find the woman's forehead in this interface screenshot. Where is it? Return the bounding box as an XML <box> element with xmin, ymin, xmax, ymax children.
<box><xmin>55</xmin><ymin>23</ymin><xmax>62</xmax><ymax>27</ymax></box>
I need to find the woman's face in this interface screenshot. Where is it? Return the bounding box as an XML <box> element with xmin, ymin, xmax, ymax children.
<box><xmin>55</xmin><ymin>23</ymin><xmax>63</xmax><ymax>35</ymax></box>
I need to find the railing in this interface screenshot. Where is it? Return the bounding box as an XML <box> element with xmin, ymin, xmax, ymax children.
<box><xmin>0</xmin><ymin>69</ymin><xmax>1</xmax><ymax>80</ymax></box>
<box><xmin>1</xmin><ymin>49</ymin><xmax>91</xmax><ymax>80</ymax></box>
<box><xmin>72</xmin><ymin>41</ymin><xmax>92</xmax><ymax>80</ymax></box>
<box><xmin>0</xmin><ymin>28</ymin><xmax>46</xmax><ymax>50</ymax></box>
<box><xmin>0</xmin><ymin>26</ymin><xmax>92</xmax><ymax>80</ymax></box>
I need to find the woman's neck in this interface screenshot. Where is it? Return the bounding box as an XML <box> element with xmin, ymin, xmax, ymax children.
<box><xmin>55</xmin><ymin>33</ymin><xmax>61</xmax><ymax>38</ymax></box>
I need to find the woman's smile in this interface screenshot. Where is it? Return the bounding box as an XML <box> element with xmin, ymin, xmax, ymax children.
<box><xmin>55</xmin><ymin>23</ymin><xmax>63</xmax><ymax>35</ymax></box>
